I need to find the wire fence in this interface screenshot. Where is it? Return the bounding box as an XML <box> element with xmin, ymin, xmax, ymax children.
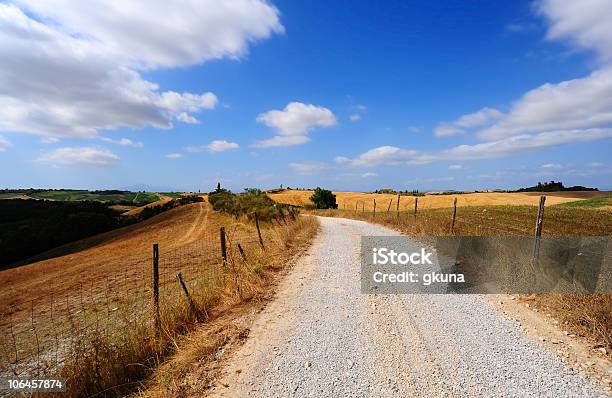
<box><xmin>0</xmin><ymin>223</ymin><xmax>267</xmax><ymax>379</ymax></box>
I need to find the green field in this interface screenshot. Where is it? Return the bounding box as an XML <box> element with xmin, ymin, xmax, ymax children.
<box><xmin>1</xmin><ymin>189</ymin><xmax>160</xmax><ymax>205</ymax></box>
<box><xmin>559</xmin><ymin>194</ymin><xmax>612</xmax><ymax>208</ymax></box>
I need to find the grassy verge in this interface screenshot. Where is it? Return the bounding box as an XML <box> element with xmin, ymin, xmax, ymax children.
<box><xmin>558</xmin><ymin>194</ymin><xmax>612</xmax><ymax>209</ymax></box>
<box><xmin>308</xmin><ymin>206</ymin><xmax>611</xmax><ymax>352</ymax></box>
<box><xmin>53</xmin><ymin>213</ymin><xmax>318</xmax><ymax>397</ymax></box>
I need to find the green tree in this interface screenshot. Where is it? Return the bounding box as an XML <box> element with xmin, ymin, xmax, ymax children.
<box><xmin>310</xmin><ymin>187</ymin><xmax>337</xmax><ymax>209</ymax></box>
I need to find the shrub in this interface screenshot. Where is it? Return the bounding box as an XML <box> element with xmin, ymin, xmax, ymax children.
<box><xmin>208</xmin><ymin>188</ymin><xmax>298</xmax><ymax>221</ymax></box>
<box><xmin>310</xmin><ymin>187</ymin><xmax>337</xmax><ymax>209</ymax></box>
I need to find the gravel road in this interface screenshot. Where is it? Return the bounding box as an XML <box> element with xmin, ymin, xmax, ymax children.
<box><xmin>210</xmin><ymin>217</ymin><xmax>607</xmax><ymax>397</ymax></box>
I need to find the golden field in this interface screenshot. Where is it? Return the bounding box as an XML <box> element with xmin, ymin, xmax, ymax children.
<box><xmin>269</xmin><ymin>190</ymin><xmax>606</xmax><ymax>211</ymax></box>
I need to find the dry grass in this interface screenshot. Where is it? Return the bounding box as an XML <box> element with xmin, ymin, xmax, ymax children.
<box><xmin>133</xmin><ymin>215</ymin><xmax>318</xmax><ymax>398</ymax></box>
<box><xmin>269</xmin><ymin>190</ymin><xmax>599</xmax><ymax>211</ymax></box>
<box><xmin>0</xmin><ymin>201</ymin><xmax>318</xmax><ymax>397</ymax></box>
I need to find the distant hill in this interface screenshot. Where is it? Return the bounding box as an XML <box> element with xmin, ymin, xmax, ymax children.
<box><xmin>516</xmin><ymin>181</ymin><xmax>598</xmax><ymax>193</ymax></box>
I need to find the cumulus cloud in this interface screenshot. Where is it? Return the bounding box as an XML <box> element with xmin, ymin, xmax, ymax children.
<box><xmin>541</xmin><ymin>163</ymin><xmax>563</xmax><ymax>169</ymax></box>
<box><xmin>206</xmin><ymin>140</ymin><xmax>240</xmax><ymax>152</ymax></box>
<box><xmin>335</xmin><ymin>145</ymin><xmax>422</xmax><ymax>167</ymax></box>
<box><xmin>289</xmin><ymin>162</ymin><xmax>329</xmax><ymax>174</ymax></box>
<box><xmin>186</xmin><ymin>140</ymin><xmax>240</xmax><ymax>153</ymax></box>
<box><xmin>434</xmin><ymin>108</ymin><xmax>503</xmax><ymax>137</ymax></box>
<box><xmin>0</xmin><ymin>1</ymin><xmax>282</xmax><ymax>139</ymax></box>
<box><xmin>255</xmin><ymin>102</ymin><xmax>337</xmax><ymax>147</ymax></box>
<box><xmin>176</xmin><ymin>112</ymin><xmax>200</xmax><ymax>124</ymax></box>
<box><xmin>538</xmin><ymin>0</ymin><xmax>612</xmax><ymax>61</ymax></box>
<box><xmin>0</xmin><ymin>135</ymin><xmax>10</xmax><ymax>151</ymax></box>
<box><xmin>478</xmin><ymin>67</ymin><xmax>612</xmax><ymax>140</ymax></box>
<box><xmin>100</xmin><ymin>137</ymin><xmax>144</xmax><ymax>147</ymax></box>
<box><xmin>465</xmin><ymin>1</ymin><xmax>612</xmax><ymax>142</ymax></box>
<box><xmin>165</xmin><ymin>153</ymin><xmax>183</xmax><ymax>159</ymax></box>
<box><xmin>336</xmin><ymin>128</ymin><xmax>612</xmax><ymax>167</ymax></box>
<box><xmin>37</xmin><ymin>147</ymin><xmax>119</xmax><ymax>166</ymax></box>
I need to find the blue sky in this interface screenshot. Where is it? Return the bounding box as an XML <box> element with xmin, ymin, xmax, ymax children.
<box><xmin>0</xmin><ymin>0</ymin><xmax>610</xmax><ymax>192</ymax></box>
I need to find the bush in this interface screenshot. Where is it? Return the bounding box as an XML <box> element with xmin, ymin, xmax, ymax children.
<box><xmin>208</xmin><ymin>188</ymin><xmax>298</xmax><ymax>221</ymax></box>
<box><xmin>310</xmin><ymin>187</ymin><xmax>337</xmax><ymax>209</ymax></box>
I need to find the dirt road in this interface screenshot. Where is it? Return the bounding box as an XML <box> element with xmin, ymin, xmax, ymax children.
<box><xmin>210</xmin><ymin>217</ymin><xmax>607</xmax><ymax>397</ymax></box>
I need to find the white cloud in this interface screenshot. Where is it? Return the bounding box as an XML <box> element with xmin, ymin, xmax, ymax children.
<box><xmin>442</xmin><ymin>128</ymin><xmax>612</xmax><ymax>160</ymax></box>
<box><xmin>335</xmin><ymin>145</ymin><xmax>422</xmax><ymax>167</ymax></box>
<box><xmin>206</xmin><ymin>140</ymin><xmax>240</xmax><ymax>152</ymax></box>
<box><xmin>186</xmin><ymin>140</ymin><xmax>240</xmax><ymax>153</ymax></box>
<box><xmin>336</xmin><ymin>128</ymin><xmax>612</xmax><ymax>167</ymax></box>
<box><xmin>40</xmin><ymin>137</ymin><xmax>60</xmax><ymax>144</ymax></box>
<box><xmin>464</xmin><ymin>1</ymin><xmax>612</xmax><ymax>142</ymax></box>
<box><xmin>407</xmin><ymin>126</ymin><xmax>421</xmax><ymax>133</ymax></box>
<box><xmin>541</xmin><ymin>163</ymin><xmax>563</xmax><ymax>169</ymax></box>
<box><xmin>37</xmin><ymin>147</ymin><xmax>119</xmax><ymax>166</ymax></box>
<box><xmin>589</xmin><ymin>162</ymin><xmax>604</xmax><ymax>167</ymax></box>
<box><xmin>350</xmin><ymin>114</ymin><xmax>362</xmax><ymax>121</ymax></box>
<box><xmin>100</xmin><ymin>137</ymin><xmax>144</xmax><ymax>147</ymax></box>
<box><xmin>477</xmin><ymin>67</ymin><xmax>612</xmax><ymax>140</ymax></box>
<box><xmin>0</xmin><ymin>1</ymin><xmax>282</xmax><ymax>139</ymax></box>
<box><xmin>165</xmin><ymin>153</ymin><xmax>183</xmax><ymax>159</ymax></box>
<box><xmin>176</xmin><ymin>112</ymin><xmax>200</xmax><ymax>124</ymax></box>
<box><xmin>434</xmin><ymin>125</ymin><xmax>465</xmax><ymax>137</ymax></box>
<box><xmin>0</xmin><ymin>135</ymin><xmax>10</xmax><ymax>151</ymax></box>
<box><xmin>361</xmin><ymin>172</ymin><xmax>378</xmax><ymax>178</ymax></box>
<box><xmin>12</xmin><ymin>0</ymin><xmax>284</xmax><ymax>68</ymax></box>
<box><xmin>288</xmin><ymin>162</ymin><xmax>329</xmax><ymax>174</ymax></box>
<box><xmin>455</xmin><ymin>108</ymin><xmax>503</xmax><ymax>128</ymax></box>
<box><xmin>538</xmin><ymin>0</ymin><xmax>612</xmax><ymax>61</ymax></box>
<box><xmin>255</xmin><ymin>102</ymin><xmax>337</xmax><ymax>147</ymax></box>
<box><xmin>448</xmin><ymin>164</ymin><xmax>463</xmax><ymax>170</ymax></box>
<box><xmin>435</xmin><ymin>108</ymin><xmax>503</xmax><ymax>137</ymax></box>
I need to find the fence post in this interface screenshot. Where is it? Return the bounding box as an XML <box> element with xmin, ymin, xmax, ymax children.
<box><xmin>238</xmin><ymin>243</ymin><xmax>247</xmax><ymax>261</ymax></box>
<box><xmin>355</xmin><ymin>201</ymin><xmax>358</xmax><ymax>212</ymax></box>
<box><xmin>387</xmin><ymin>199</ymin><xmax>392</xmax><ymax>212</ymax></box>
<box><xmin>450</xmin><ymin>197</ymin><xmax>457</xmax><ymax>234</ymax></box>
<box><xmin>532</xmin><ymin>195</ymin><xmax>546</xmax><ymax>262</ymax></box>
<box><xmin>373</xmin><ymin>199</ymin><xmax>376</xmax><ymax>216</ymax></box>
<box><xmin>152</xmin><ymin>243</ymin><xmax>161</xmax><ymax>336</ymax></box>
<box><xmin>414</xmin><ymin>197</ymin><xmax>418</xmax><ymax>218</ymax></box>
<box><xmin>255</xmin><ymin>213</ymin><xmax>265</xmax><ymax>249</ymax></box>
<box><xmin>396</xmin><ymin>194</ymin><xmax>400</xmax><ymax>217</ymax></box>
<box><xmin>362</xmin><ymin>201</ymin><xmax>365</xmax><ymax>212</ymax></box>
<box><xmin>176</xmin><ymin>273</ymin><xmax>198</xmax><ymax>316</ymax></box>
<box><xmin>220</xmin><ymin>227</ymin><xmax>227</xmax><ymax>265</ymax></box>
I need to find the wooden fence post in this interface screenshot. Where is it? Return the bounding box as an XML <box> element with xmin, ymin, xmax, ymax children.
<box><xmin>532</xmin><ymin>195</ymin><xmax>546</xmax><ymax>262</ymax></box>
<box><xmin>220</xmin><ymin>227</ymin><xmax>227</xmax><ymax>265</ymax></box>
<box><xmin>396</xmin><ymin>194</ymin><xmax>400</xmax><ymax>217</ymax></box>
<box><xmin>255</xmin><ymin>213</ymin><xmax>265</xmax><ymax>250</ymax></box>
<box><xmin>373</xmin><ymin>199</ymin><xmax>376</xmax><ymax>217</ymax></box>
<box><xmin>414</xmin><ymin>197</ymin><xmax>418</xmax><ymax>218</ymax></box>
<box><xmin>355</xmin><ymin>201</ymin><xmax>358</xmax><ymax>212</ymax></box>
<box><xmin>362</xmin><ymin>202</ymin><xmax>365</xmax><ymax>212</ymax></box>
<box><xmin>176</xmin><ymin>273</ymin><xmax>197</xmax><ymax>316</ymax></box>
<box><xmin>152</xmin><ymin>243</ymin><xmax>161</xmax><ymax>335</ymax></box>
<box><xmin>450</xmin><ymin>197</ymin><xmax>457</xmax><ymax>234</ymax></box>
<box><xmin>238</xmin><ymin>243</ymin><xmax>247</xmax><ymax>261</ymax></box>
<box><xmin>387</xmin><ymin>199</ymin><xmax>392</xmax><ymax>212</ymax></box>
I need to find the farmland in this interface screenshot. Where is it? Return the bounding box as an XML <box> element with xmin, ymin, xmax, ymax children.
<box><xmin>0</xmin><ymin>189</ymin><xmax>162</xmax><ymax>204</ymax></box>
<box><xmin>269</xmin><ymin>189</ymin><xmax>607</xmax><ymax>211</ymax></box>
<box><xmin>0</xmin><ymin>200</ymin><xmax>317</xmax><ymax>396</ymax></box>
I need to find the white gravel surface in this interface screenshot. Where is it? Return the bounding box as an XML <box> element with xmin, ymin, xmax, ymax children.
<box><xmin>211</xmin><ymin>217</ymin><xmax>607</xmax><ymax>397</ymax></box>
